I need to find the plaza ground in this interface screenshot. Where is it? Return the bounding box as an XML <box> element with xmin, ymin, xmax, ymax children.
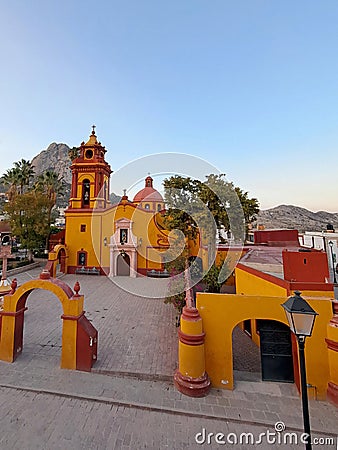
<box><xmin>0</xmin><ymin>266</ymin><xmax>336</xmax><ymax>449</ymax></box>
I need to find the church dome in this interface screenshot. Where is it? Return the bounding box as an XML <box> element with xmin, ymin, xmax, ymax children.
<box><xmin>133</xmin><ymin>176</ymin><xmax>163</xmax><ymax>203</ymax></box>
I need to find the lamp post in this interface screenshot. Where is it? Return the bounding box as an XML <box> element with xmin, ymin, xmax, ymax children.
<box><xmin>328</xmin><ymin>241</ymin><xmax>337</xmax><ymax>284</ymax></box>
<box><xmin>281</xmin><ymin>291</ymin><xmax>318</xmax><ymax>450</ymax></box>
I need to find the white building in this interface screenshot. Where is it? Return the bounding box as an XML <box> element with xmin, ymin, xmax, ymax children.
<box><xmin>299</xmin><ymin>231</ymin><xmax>338</xmax><ymax>276</ymax></box>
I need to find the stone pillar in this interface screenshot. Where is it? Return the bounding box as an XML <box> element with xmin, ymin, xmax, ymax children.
<box><xmin>326</xmin><ymin>299</ymin><xmax>338</xmax><ymax>405</ymax></box>
<box><xmin>60</xmin><ymin>281</ymin><xmax>85</xmax><ymax>370</ymax></box>
<box><xmin>174</xmin><ymin>306</ymin><xmax>211</xmax><ymax>397</ymax></box>
<box><xmin>0</xmin><ymin>307</ymin><xmax>27</xmax><ymax>362</ymax></box>
<box><xmin>61</xmin><ymin>312</ymin><xmax>83</xmax><ymax>369</ymax></box>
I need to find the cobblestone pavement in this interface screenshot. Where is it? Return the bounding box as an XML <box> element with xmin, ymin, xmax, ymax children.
<box><xmin>0</xmin><ymin>267</ymin><xmax>336</xmax><ymax>449</ymax></box>
<box><xmin>232</xmin><ymin>327</ymin><xmax>261</xmax><ymax>376</ymax></box>
<box><xmin>15</xmin><ymin>268</ymin><xmax>260</xmax><ymax>379</ymax></box>
<box><xmin>3</xmin><ymin>386</ymin><xmax>330</xmax><ymax>450</ymax></box>
<box><xmin>14</xmin><ymin>268</ymin><xmax>178</xmax><ymax>378</ymax></box>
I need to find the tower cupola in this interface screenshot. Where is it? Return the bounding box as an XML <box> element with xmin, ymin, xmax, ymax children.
<box><xmin>69</xmin><ymin>126</ymin><xmax>112</xmax><ymax>210</ymax></box>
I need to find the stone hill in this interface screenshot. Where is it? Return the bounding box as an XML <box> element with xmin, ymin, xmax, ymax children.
<box><xmin>31</xmin><ymin>143</ymin><xmax>72</xmax><ymax>184</ymax></box>
<box><xmin>253</xmin><ymin>204</ymin><xmax>338</xmax><ymax>232</ymax></box>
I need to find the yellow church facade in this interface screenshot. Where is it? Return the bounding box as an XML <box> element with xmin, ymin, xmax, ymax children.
<box><xmin>62</xmin><ymin>128</ymin><xmax>173</xmax><ymax>277</ymax></box>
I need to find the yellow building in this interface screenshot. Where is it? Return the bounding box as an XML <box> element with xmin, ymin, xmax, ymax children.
<box><xmin>175</xmin><ymin>242</ymin><xmax>338</xmax><ymax>405</ymax></box>
<box><xmin>60</xmin><ymin>128</ymin><xmax>169</xmax><ymax>277</ymax></box>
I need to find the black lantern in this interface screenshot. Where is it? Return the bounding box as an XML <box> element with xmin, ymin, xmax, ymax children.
<box><xmin>281</xmin><ymin>291</ymin><xmax>318</xmax><ymax>450</ymax></box>
<box><xmin>281</xmin><ymin>291</ymin><xmax>318</xmax><ymax>337</ymax></box>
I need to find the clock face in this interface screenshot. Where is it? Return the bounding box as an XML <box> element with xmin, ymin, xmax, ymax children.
<box><xmin>85</xmin><ymin>149</ymin><xmax>93</xmax><ymax>159</ymax></box>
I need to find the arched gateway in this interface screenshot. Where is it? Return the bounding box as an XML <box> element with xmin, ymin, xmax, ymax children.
<box><xmin>0</xmin><ymin>270</ymin><xmax>97</xmax><ymax>372</ymax></box>
<box><xmin>45</xmin><ymin>244</ymin><xmax>68</xmax><ymax>278</ymax></box>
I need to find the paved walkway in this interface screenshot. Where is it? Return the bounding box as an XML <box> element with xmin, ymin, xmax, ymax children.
<box><xmin>0</xmin><ymin>267</ymin><xmax>336</xmax><ymax>449</ymax></box>
<box><xmin>13</xmin><ymin>268</ymin><xmax>178</xmax><ymax>378</ymax></box>
<box><xmin>0</xmin><ymin>357</ymin><xmax>337</xmax><ymax>449</ymax></box>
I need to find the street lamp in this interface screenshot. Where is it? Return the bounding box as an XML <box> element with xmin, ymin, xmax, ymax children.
<box><xmin>328</xmin><ymin>241</ymin><xmax>337</xmax><ymax>284</ymax></box>
<box><xmin>281</xmin><ymin>291</ymin><xmax>318</xmax><ymax>450</ymax></box>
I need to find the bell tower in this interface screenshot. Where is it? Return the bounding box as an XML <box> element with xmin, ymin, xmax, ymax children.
<box><xmin>69</xmin><ymin>126</ymin><xmax>112</xmax><ymax>209</ymax></box>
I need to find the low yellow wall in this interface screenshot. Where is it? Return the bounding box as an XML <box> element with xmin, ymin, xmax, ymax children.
<box><xmin>235</xmin><ymin>266</ymin><xmax>288</xmax><ymax>296</ymax></box>
<box><xmin>196</xmin><ymin>292</ymin><xmax>332</xmax><ymax>399</ymax></box>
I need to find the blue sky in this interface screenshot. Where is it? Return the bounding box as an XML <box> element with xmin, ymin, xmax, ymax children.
<box><xmin>1</xmin><ymin>1</ymin><xmax>338</xmax><ymax>212</ymax></box>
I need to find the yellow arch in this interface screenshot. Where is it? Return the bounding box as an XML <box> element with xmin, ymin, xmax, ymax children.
<box><xmin>0</xmin><ymin>272</ymin><xmax>86</xmax><ymax>370</ymax></box>
<box><xmin>52</xmin><ymin>244</ymin><xmax>68</xmax><ymax>258</ymax></box>
<box><xmin>78</xmin><ymin>173</ymin><xmax>95</xmax><ymax>183</ymax></box>
<box><xmin>46</xmin><ymin>244</ymin><xmax>68</xmax><ymax>277</ymax></box>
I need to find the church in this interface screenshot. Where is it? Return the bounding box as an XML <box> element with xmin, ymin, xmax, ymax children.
<box><xmin>49</xmin><ymin>127</ymin><xmax>192</xmax><ymax>277</ymax></box>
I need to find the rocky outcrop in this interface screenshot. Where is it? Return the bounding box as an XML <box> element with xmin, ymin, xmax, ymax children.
<box><xmin>253</xmin><ymin>205</ymin><xmax>338</xmax><ymax>232</ymax></box>
<box><xmin>31</xmin><ymin>143</ymin><xmax>72</xmax><ymax>184</ymax></box>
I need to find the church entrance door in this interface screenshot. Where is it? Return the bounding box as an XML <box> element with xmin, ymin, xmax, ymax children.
<box><xmin>117</xmin><ymin>254</ymin><xmax>130</xmax><ymax>276</ymax></box>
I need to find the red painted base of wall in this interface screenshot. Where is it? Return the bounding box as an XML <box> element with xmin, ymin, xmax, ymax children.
<box><xmin>137</xmin><ymin>268</ymin><xmax>147</xmax><ymax>276</ymax></box>
<box><xmin>327</xmin><ymin>382</ymin><xmax>338</xmax><ymax>406</ymax></box>
<box><xmin>174</xmin><ymin>369</ymin><xmax>211</xmax><ymax>397</ymax></box>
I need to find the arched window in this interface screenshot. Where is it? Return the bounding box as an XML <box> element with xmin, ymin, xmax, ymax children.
<box><xmin>78</xmin><ymin>251</ymin><xmax>87</xmax><ymax>266</ymax></box>
<box><xmin>82</xmin><ymin>179</ymin><xmax>90</xmax><ymax>207</ymax></box>
<box><xmin>157</xmin><ymin>204</ymin><xmax>162</xmax><ymax>212</ymax></box>
<box><xmin>145</xmin><ymin>203</ymin><xmax>150</xmax><ymax>210</ymax></box>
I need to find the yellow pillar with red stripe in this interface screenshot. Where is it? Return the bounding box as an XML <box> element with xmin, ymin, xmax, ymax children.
<box><xmin>174</xmin><ymin>306</ymin><xmax>211</xmax><ymax>397</ymax></box>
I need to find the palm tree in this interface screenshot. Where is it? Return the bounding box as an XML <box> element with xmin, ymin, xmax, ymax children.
<box><xmin>2</xmin><ymin>167</ymin><xmax>21</xmax><ymax>200</ymax></box>
<box><xmin>2</xmin><ymin>159</ymin><xmax>35</xmax><ymax>200</ymax></box>
<box><xmin>34</xmin><ymin>170</ymin><xmax>65</xmax><ymax>249</ymax></box>
<box><xmin>13</xmin><ymin>159</ymin><xmax>35</xmax><ymax>194</ymax></box>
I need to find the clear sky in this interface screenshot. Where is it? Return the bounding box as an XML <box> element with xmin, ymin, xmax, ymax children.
<box><xmin>1</xmin><ymin>1</ymin><xmax>338</xmax><ymax>212</ymax></box>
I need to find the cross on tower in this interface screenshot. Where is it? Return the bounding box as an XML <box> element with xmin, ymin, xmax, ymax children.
<box><xmin>92</xmin><ymin>124</ymin><xmax>96</xmax><ymax>135</ymax></box>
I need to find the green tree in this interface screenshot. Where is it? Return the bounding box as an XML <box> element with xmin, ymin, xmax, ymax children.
<box><xmin>34</xmin><ymin>170</ymin><xmax>65</xmax><ymax>249</ymax></box>
<box><xmin>2</xmin><ymin>167</ymin><xmax>21</xmax><ymax>201</ymax></box>
<box><xmin>163</xmin><ymin>176</ymin><xmax>201</xmax><ymax>243</ymax></box>
<box><xmin>2</xmin><ymin>159</ymin><xmax>35</xmax><ymax>199</ymax></box>
<box><xmin>5</xmin><ymin>191</ymin><xmax>50</xmax><ymax>259</ymax></box>
<box><xmin>13</xmin><ymin>159</ymin><xmax>35</xmax><ymax>194</ymax></box>
<box><xmin>201</xmin><ymin>259</ymin><xmax>228</xmax><ymax>293</ymax></box>
<box><xmin>2</xmin><ymin>159</ymin><xmax>66</xmax><ymax>256</ymax></box>
<box><xmin>164</xmin><ymin>173</ymin><xmax>259</xmax><ymax>246</ymax></box>
<box><xmin>234</xmin><ymin>186</ymin><xmax>260</xmax><ymax>237</ymax></box>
